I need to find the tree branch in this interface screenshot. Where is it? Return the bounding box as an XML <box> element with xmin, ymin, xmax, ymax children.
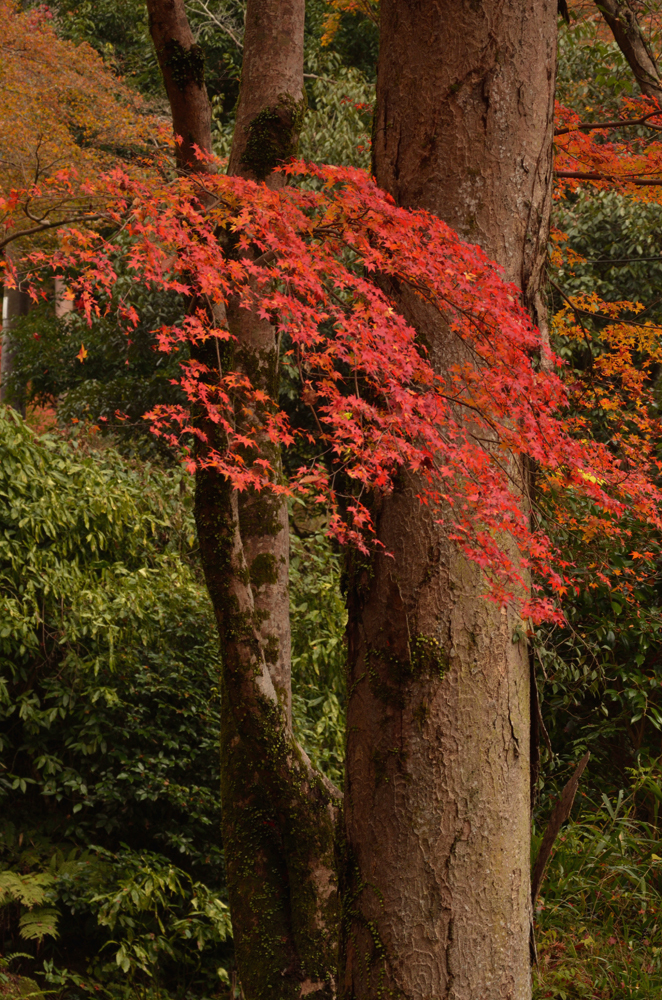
<box><xmin>556</xmin><ymin>169</ymin><xmax>662</xmax><ymax>185</ymax></box>
<box><xmin>555</xmin><ymin>109</ymin><xmax>662</xmax><ymax>135</ymax></box>
<box><xmin>531</xmin><ymin>751</ymin><xmax>590</xmax><ymax>905</ymax></box>
<box><xmin>0</xmin><ymin>214</ymin><xmax>106</xmax><ymax>252</ymax></box>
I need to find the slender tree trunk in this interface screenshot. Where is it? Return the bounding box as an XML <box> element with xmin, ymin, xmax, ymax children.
<box><xmin>1</xmin><ymin>252</ymin><xmax>29</xmax><ymax>415</ymax></box>
<box><xmin>595</xmin><ymin>0</ymin><xmax>662</xmax><ymax>101</ymax></box>
<box><xmin>145</xmin><ymin>0</ymin><xmax>212</xmax><ymax>170</ymax></box>
<box><xmin>145</xmin><ymin>3</ymin><xmax>339</xmax><ymax>997</ymax></box>
<box><xmin>341</xmin><ymin>3</ymin><xmax>557</xmax><ymax>998</ymax></box>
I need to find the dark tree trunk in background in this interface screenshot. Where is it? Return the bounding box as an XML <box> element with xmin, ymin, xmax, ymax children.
<box><xmin>595</xmin><ymin>0</ymin><xmax>662</xmax><ymax>101</ymax></box>
<box><xmin>341</xmin><ymin>3</ymin><xmax>557</xmax><ymax>998</ymax></box>
<box><xmin>146</xmin><ymin>3</ymin><xmax>339</xmax><ymax>998</ymax></box>
<box><xmin>145</xmin><ymin>0</ymin><xmax>212</xmax><ymax>170</ymax></box>
<box><xmin>1</xmin><ymin>255</ymin><xmax>30</xmax><ymax>414</ymax></box>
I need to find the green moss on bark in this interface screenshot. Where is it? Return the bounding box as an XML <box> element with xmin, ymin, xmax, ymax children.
<box><xmin>220</xmin><ymin>685</ymin><xmax>339</xmax><ymax>999</ymax></box>
<box><xmin>241</xmin><ymin>94</ymin><xmax>307</xmax><ymax>180</ymax></box>
<box><xmin>239</xmin><ymin>491</ymin><xmax>282</xmax><ymax>539</ymax></box>
<box><xmin>364</xmin><ymin>632</ymin><xmax>450</xmax><ymax>710</ymax></box>
<box><xmin>249</xmin><ymin>552</ymin><xmax>280</xmax><ymax>588</ymax></box>
<box><xmin>164</xmin><ymin>38</ymin><xmax>205</xmax><ymax>91</ymax></box>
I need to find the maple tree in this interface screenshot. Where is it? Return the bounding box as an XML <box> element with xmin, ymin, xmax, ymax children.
<box><xmin>0</xmin><ymin>0</ymin><xmax>164</xmax><ymax>413</ymax></box>
<box><xmin>6</xmin><ymin>0</ymin><xmax>662</xmax><ymax>997</ymax></box>
<box><xmin>18</xmin><ymin>157</ymin><xmax>662</xmax><ymax>612</ymax></box>
<box><xmin>0</xmin><ymin>0</ymin><xmax>160</xmax><ymax>250</ymax></box>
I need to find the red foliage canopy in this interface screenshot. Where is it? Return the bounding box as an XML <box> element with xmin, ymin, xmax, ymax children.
<box><xmin>14</xmin><ymin>152</ymin><xmax>662</xmax><ymax>622</ymax></box>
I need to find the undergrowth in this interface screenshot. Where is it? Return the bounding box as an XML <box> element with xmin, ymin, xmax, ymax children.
<box><xmin>534</xmin><ymin>774</ymin><xmax>662</xmax><ymax>999</ymax></box>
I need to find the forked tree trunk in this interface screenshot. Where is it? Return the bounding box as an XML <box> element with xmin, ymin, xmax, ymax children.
<box><xmin>145</xmin><ymin>2</ymin><xmax>339</xmax><ymax>997</ymax></box>
<box><xmin>341</xmin><ymin>3</ymin><xmax>557</xmax><ymax>998</ymax></box>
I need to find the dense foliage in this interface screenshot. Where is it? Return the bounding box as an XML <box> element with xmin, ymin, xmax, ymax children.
<box><xmin>0</xmin><ymin>408</ymin><xmax>230</xmax><ymax>996</ymax></box>
<box><xmin>7</xmin><ymin>2</ymin><xmax>662</xmax><ymax>998</ymax></box>
<box><xmin>0</xmin><ymin>409</ymin><xmax>346</xmax><ymax>998</ymax></box>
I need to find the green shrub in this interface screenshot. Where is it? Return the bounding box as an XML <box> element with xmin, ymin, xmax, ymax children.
<box><xmin>0</xmin><ymin>409</ymin><xmax>348</xmax><ymax>997</ymax></box>
<box><xmin>290</xmin><ymin>524</ymin><xmax>347</xmax><ymax>786</ymax></box>
<box><xmin>0</xmin><ymin>408</ymin><xmax>229</xmax><ymax>997</ymax></box>
<box><xmin>534</xmin><ymin>783</ymin><xmax>662</xmax><ymax>999</ymax></box>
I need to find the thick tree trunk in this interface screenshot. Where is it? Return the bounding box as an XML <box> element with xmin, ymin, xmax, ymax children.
<box><xmin>595</xmin><ymin>0</ymin><xmax>662</xmax><ymax>101</ymax></box>
<box><xmin>341</xmin><ymin>3</ymin><xmax>557</xmax><ymax>999</ymax></box>
<box><xmin>146</xmin><ymin>3</ymin><xmax>339</xmax><ymax>997</ymax></box>
<box><xmin>228</xmin><ymin>0</ymin><xmax>307</xmax><ymax>183</ymax></box>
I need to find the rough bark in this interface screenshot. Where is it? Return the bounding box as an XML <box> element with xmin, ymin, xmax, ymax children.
<box><xmin>342</xmin><ymin>3</ymin><xmax>557</xmax><ymax>999</ymax></box>
<box><xmin>195</xmin><ymin>471</ymin><xmax>340</xmax><ymax>1000</ymax></box>
<box><xmin>224</xmin><ymin>0</ymin><xmax>307</xmax><ymax>717</ymax></box>
<box><xmin>595</xmin><ymin>0</ymin><xmax>662</xmax><ymax>101</ymax></box>
<box><xmin>146</xmin><ymin>2</ymin><xmax>339</xmax><ymax>997</ymax></box>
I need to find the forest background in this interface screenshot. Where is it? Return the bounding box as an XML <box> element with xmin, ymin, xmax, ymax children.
<box><xmin>3</xmin><ymin>0</ymin><xmax>662</xmax><ymax>998</ymax></box>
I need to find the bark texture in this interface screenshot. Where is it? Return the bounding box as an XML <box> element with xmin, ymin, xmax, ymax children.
<box><xmin>227</xmin><ymin>0</ymin><xmax>306</xmax><ymax>182</ymax></box>
<box><xmin>146</xmin><ymin>2</ymin><xmax>338</xmax><ymax>997</ymax></box>
<box><xmin>145</xmin><ymin>0</ymin><xmax>212</xmax><ymax>171</ymax></box>
<box><xmin>342</xmin><ymin>3</ymin><xmax>557</xmax><ymax>998</ymax></box>
<box><xmin>595</xmin><ymin>0</ymin><xmax>662</xmax><ymax>101</ymax></box>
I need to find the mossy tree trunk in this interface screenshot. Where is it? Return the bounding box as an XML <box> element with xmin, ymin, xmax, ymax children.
<box><xmin>148</xmin><ymin>0</ymin><xmax>559</xmax><ymax>997</ymax></box>
<box><xmin>146</xmin><ymin>2</ymin><xmax>340</xmax><ymax>998</ymax></box>
<box><xmin>341</xmin><ymin>2</ymin><xmax>557</xmax><ymax>998</ymax></box>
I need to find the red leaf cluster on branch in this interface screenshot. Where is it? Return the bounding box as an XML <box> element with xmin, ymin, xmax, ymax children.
<box><xmin>14</xmin><ymin>156</ymin><xmax>662</xmax><ymax>622</ymax></box>
<box><xmin>555</xmin><ymin>97</ymin><xmax>662</xmax><ymax>190</ymax></box>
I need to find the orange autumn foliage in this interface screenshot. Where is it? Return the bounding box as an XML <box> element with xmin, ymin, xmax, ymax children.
<box><xmin>0</xmin><ymin>0</ymin><xmax>164</xmax><ymax>253</ymax></box>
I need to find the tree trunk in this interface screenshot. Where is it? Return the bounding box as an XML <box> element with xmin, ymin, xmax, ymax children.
<box><xmin>595</xmin><ymin>0</ymin><xmax>662</xmax><ymax>101</ymax></box>
<box><xmin>145</xmin><ymin>0</ymin><xmax>212</xmax><ymax>171</ymax></box>
<box><xmin>1</xmin><ymin>254</ymin><xmax>30</xmax><ymax>415</ymax></box>
<box><xmin>341</xmin><ymin>3</ymin><xmax>557</xmax><ymax>998</ymax></box>
<box><xmin>145</xmin><ymin>3</ymin><xmax>339</xmax><ymax>997</ymax></box>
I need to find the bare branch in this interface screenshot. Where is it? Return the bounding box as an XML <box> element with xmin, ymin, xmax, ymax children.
<box><xmin>556</xmin><ymin>169</ymin><xmax>662</xmax><ymax>185</ymax></box>
<box><xmin>0</xmin><ymin>213</ymin><xmax>106</xmax><ymax>252</ymax></box>
<box><xmin>555</xmin><ymin>108</ymin><xmax>662</xmax><ymax>135</ymax></box>
<box><xmin>185</xmin><ymin>0</ymin><xmax>244</xmax><ymax>49</ymax></box>
<box><xmin>531</xmin><ymin>752</ymin><xmax>590</xmax><ymax>905</ymax></box>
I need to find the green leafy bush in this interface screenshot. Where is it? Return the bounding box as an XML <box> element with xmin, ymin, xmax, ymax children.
<box><xmin>290</xmin><ymin>524</ymin><xmax>347</xmax><ymax>786</ymax></box>
<box><xmin>0</xmin><ymin>408</ymin><xmax>229</xmax><ymax>997</ymax></box>
<box><xmin>0</xmin><ymin>409</ymin><xmax>348</xmax><ymax>996</ymax></box>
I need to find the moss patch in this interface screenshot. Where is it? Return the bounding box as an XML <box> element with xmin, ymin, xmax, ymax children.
<box><xmin>250</xmin><ymin>552</ymin><xmax>279</xmax><ymax>589</ymax></box>
<box><xmin>411</xmin><ymin>633</ymin><xmax>450</xmax><ymax>678</ymax></box>
<box><xmin>220</xmin><ymin>684</ymin><xmax>339</xmax><ymax>999</ymax></box>
<box><xmin>164</xmin><ymin>38</ymin><xmax>205</xmax><ymax>92</ymax></box>
<box><xmin>241</xmin><ymin>93</ymin><xmax>307</xmax><ymax>180</ymax></box>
